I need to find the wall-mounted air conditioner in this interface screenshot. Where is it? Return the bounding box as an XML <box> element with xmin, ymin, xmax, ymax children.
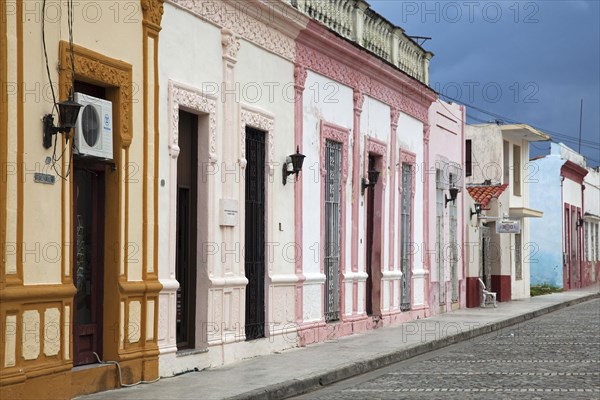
<box><xmin>73</xmin><ymin>92</ymin><xmax>113</xmax><ymax>160</ymax></box>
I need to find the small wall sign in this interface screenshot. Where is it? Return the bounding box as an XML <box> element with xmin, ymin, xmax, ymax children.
<box><xmin>496</xmin><ymin>220</ymin><xmax>521</xmax><ymax>234</ymax></box>
<box><xmin>219</xmin><ymin>198</ymin><xmax>238</xmax><ymax>227</ymax></box>
<box><xmin>34</xmin><ymin>172</ymin><xmax>56</xmax><ymax>185</ymax></box>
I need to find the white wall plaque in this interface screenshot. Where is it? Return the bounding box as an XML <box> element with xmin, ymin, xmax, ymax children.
<box><xmin>219</xmin><ymin>198</ymin><xmax>238</xmax><ymax>226</ymax></box>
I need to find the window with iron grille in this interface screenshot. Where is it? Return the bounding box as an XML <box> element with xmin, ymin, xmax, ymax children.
<box><xmin>585</xmin><ymin>222</ymin><xmax>590</xmax><ymax>261</ymax></box>
<box><xmin>515</xmin><ymin>233</ymin><xmax>522</xmax><ymax>280</ymax></box>
<box><xmin>400</xmin><ymin>163</ymin><xmax>413</xmax><ymax>311</ymax></box>
<box><xmin>436</xmin><ymin>169</ymin><xmax>445</xmax><ymax>305</ymax></box>
<box><xmin>594</xmin><ymin>224</ymin><xmax>600</xmax><ymax>261</ymax></box>
<box><xmin>449</xmin><ymin>174</ymin><xmax>458</xmax><ymax>302</ymax></box>
<box><xmin>324</xmin><ymin>140</ymin><xmax>342</xmax><ymax>322</ymax></box>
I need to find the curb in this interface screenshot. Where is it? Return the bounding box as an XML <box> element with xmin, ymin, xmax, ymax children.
<box><xmin>228</xmin><ymin>292</ymin><xmax>600</xmax><ymax>400</ymax></box>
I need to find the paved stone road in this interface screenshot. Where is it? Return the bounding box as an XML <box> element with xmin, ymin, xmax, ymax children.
<box><xmin>296</xmin><ymin>299</ymin><xmax>600</xmax><ymax>400</ymax></box>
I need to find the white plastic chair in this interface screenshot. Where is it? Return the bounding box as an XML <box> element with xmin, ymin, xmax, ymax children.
<box><xmin>478</xmin><ymin>278</ymin><xmax>497</xmax><ymax>308</ymax></box>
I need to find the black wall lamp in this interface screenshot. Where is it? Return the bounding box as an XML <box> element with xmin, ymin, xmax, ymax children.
<box><xmin>445</xmin><ymin>185</ymin><xmax>459</xmax><ymax>208</ymax></box>
<box><xmin>470</xmin><ymin>203</ymin><xmax>482</xmax><ymax>219</ymax></box>
<box><xmin>361</xmin><ymin>169</ymin><xmax>380</xmax><ymax>195</ymax></box>
<box><xmin>282</xmin><ymin>146</ymin><xmax>306</xmax><ymax>185</ymax></box>
<box><xmin>576</xmin><ymin>217</ymin><xmax>584</xmax><ymax>228</ymax></box>
<box><xmin>43</xmin><ymin>97</ymin><xmax>83</xmax><ymax>149</ymax></box>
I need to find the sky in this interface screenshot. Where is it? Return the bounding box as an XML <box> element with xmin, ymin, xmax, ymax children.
<box><xmin>369</xmin><ymin>0</ymin><xmax>600</xmax><ymax>166</ymax></box>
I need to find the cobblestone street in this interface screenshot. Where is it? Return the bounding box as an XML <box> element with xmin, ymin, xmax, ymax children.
<box><xmin>297</xmin><ymin>299</ymin><xmax>600</xmax><ymax>400</ymax></box>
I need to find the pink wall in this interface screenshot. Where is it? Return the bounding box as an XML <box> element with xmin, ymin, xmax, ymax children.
<box><xmin>427</xmin><ymin>100</ymin><xmax>466</xmax><ymax>314</ymax></box>
<box><xmin>295</xmin><ymin>20</ymin><xmax>437</xmax><ymax>344</ymax></box>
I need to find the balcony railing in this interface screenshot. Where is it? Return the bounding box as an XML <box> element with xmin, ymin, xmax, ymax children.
<box><xmin>287</xmin><ymin>0</ymin><xmax>432</xmax><ymax>85</ymax></box>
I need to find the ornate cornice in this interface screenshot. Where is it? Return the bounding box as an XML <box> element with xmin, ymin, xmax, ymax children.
<box><xmin>296</xmin><ymin>36</ymin><xmax>434</xmax><ymax>123</ymax></box>
<box><xmin>141</xmin><ymin>0</ymin><xmax>165</xmax><ymax>29</ymax></box>
<box><xmin>240</xmin><ymin>105</ymin><xmax>275</xmax><ymax>175</ymax></box>
<box><xmin>170</xmin><ymin>0</ymin><xmax>298</xmax><ymax>61</ymax></box>
<box><xmin>168</xmin><ymin>80</ymin><xmax>217</xmax><ymax>162</ymax></box>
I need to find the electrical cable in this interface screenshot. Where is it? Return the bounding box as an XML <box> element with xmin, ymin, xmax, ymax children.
<box><xmin>41</xmin><ymin>0</ymin><xmax>58</xmax><ymax>114</ymax></box>
<box><xmin>93</xmin><ymin>352</ymin><xmax>161</xmax><ymax>387</ymax></box>
<box><xmin>439</xmin><ymin>92</ymin><xmax>600</xmax><ymax>149</ymax></box>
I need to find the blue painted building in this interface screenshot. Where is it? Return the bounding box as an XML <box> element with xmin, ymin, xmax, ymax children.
<box><xmin>530</xmin><ymin>143</ymin><xmax>588</xmax><ymax>289</ymax></box>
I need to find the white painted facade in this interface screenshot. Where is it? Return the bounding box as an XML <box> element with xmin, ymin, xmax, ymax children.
<box><xmin>465</xmin><ymin>124</ymin><xmax>549</xmax><ymax>302</ymax></box>
<box><xmin>301</xmin><ymin>71</ymin><xmax>426</xmax><ymax>321</ymax></box>
<box><xmin>157</xmin><ymin>0</ymin><xmax>307</xmax><ymax>376</ymax></box>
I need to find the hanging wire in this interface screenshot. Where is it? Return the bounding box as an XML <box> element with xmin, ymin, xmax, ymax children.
<box><xmin>42</xmin><ymin>0</ymin><xmax>58</xmax><ymax>114</ymax></box>
<box><xmin>47</xmin><ymin>0</ymin><xmax>77</xmax><ymax>180</ymax></box>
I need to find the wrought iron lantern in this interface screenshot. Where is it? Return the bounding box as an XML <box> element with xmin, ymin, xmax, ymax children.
<box><xmin>361</xmin><ymin>169</ymin><xmax>380</xmax><ymax>195</ymax></box>
<box><xmin>282</xmin><ymin>146</ymin><xmax>306</xmax><ymax>185</ymax></box>
<box><xmin>43</xmin><ymin>97</ymin><xmax>83</xmax><ymax>149</ymax></box>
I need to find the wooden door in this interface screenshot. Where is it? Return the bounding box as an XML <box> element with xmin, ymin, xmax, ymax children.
<box><xmin>176</xmin><ymin>110</ymin><xmax>198</xmax><ymax>349</ymax></box>
<box><xmin>73</xmin><ymin>166</ymin><xmax>105</xmax><ymax>366</ymax></box>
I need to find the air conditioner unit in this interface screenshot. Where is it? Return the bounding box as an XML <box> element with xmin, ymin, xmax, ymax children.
<box><xmin>73</xmin><ymin>92</ymin><xmax>113</xmax><ymax>160</ymax></box>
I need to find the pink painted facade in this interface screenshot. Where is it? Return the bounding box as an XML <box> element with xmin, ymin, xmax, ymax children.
<box><xmin>427</xmin><ymin>101</ymin><xmax>467</xmax><ymax>315</ymax></box>
<box><xmin>295</xmin><ymin>20</ymin><xmax>436</xmax><ymax>345</ymax></box>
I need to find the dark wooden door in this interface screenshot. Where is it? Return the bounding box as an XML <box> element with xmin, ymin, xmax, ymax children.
<box><xmin>245</xmin><ymin>128</ymin><xmax>266</xmax><ymax>340</ymax></box>
<box><xmin>365</xmin><ymin>155</ymin><xmax>376</xmax><ymax>316</ymax></box>
<box><xmin>176</xmin><ymin>110</ymin><xmax>198</xmax><ymax>349</ymax></box>
<box><xmin>73</xmin><ymin>166</ymin><xmax>105</xmax><ymax>366</ymax></box>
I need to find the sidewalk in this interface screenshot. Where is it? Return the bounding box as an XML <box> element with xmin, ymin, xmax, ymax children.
<box><xmin>78</xmin><ymin>286</ymin><xmax>599</xmax><ymax>400</ymax></box>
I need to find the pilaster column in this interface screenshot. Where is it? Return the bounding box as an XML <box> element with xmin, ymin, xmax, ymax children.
<box><xmin>388</xmin><ymin>108</ymin><xmax>399</xmax><ymax>272</ymax></box>
<box><xmin>351</xmin><ymin>90</ymin><xmax>364</xmax><ymax>275</ymax></box>
<box><xmin>294</xmin><ymin>64</ymin><xmax>307</xmax><ymax>325</ymax></box>
<box><xmin>220</xmin><ymin>28</ymin><xmax>240</xmax><ymax>276</ymax></box>
<box><xmin>422</xmin><ymin>122</ymin><xmax>431</xmax><ymax>309</ymax></box>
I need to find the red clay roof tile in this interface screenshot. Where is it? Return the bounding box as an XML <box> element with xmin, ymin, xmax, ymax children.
<box><xmin>466</xmin><ymin>183</ymin><xmax>509</xmax><ymax>208</ymax></box>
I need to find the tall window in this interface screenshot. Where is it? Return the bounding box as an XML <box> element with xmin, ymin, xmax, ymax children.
<box><xmin>513</xmin><ymin>144</ymin><xmax>521</xmax><ymax>196</ymax></box>
<box><xmin>465</xmin><ymin>140</ymin><xmax>472</xmax><ymax>177</ymax></box>
<box><xmin>515</xmin><ymin>233</ymin><xmax>522</xmax><ymax>280</ymax></box>
<box><xmin>436</xmin><ymin>169</ymin><xmax>445</xmax><ymax>305</ymax></box>
<box><xmin>585</xmin><ymin>221</ymin><xmax>590</xmax><ymax>261</ymax></box>
<box><xmin>400</xmin><ymin>163</ymin><xmax>413</xmax><ymax>311</ymax></box>
<box><xmin>324</xmin><ymin>140</ymin><xmax>342</xmax><ymax>322</ymax></box>
<box><xmin>594</xmin><ymin>224</ymin><xmax>600</xmax><ymax>261</ymax></box>
<box><xmin>503</xmin><ymin>140</ymin><xmax>510</xmax><ymax>184</ymax></box>
<box><xmin>449</xmin><ymin>174</ymin><xmax>458</xmax><ymax>302</ymax></box>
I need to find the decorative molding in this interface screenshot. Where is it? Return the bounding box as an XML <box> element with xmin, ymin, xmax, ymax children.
<box><xmin>353</xmin><ymin>90</ymin><xmax>365</xmax><ymax>114</ymax></box>
<box><xmin>240</xmin><ymin>105</ymin><xmax>275</xmax><ymax>175</ymax></box>
<box><xmin>423</xmin><ymin>122</ymin><xmax>430</xmax><ymax>144</ymax></box>
<box><xmin>141</xmin><ymin>0</ymin><xmax>165</xmax><ymax>28</ymax></box>
<box><xmin>297</xmin><ymin>42</ymin><xmax>431</xmax><ymax>123</ymax></box>
<box><xmin>168</xmin><ymin>80</ymin><xmax>218</xmax><ymax>162</ymax></box>
<box><xmin>170</xmin><ymin>0</ymin><xmax>297</xmax><ymax>61</ymax></box>
<box><xmin>399</xmin><ymin>148</ymin><xmax>417</xmax><ymax>197</ymax></box>
<box><xmin>59</xmin><ymin>42</ymin><xmax>133</xmax><ymax>147</ymax></box>
<box><xmin>320</xmin><ymin>121</ymin><xmax>350</xmax><ymax>182</ymax></box>
<box><xmin>221</xmin><ymin>28</ymin><xmax>240</xmax><ymax>62</ymax></box>
<box><xmin>365</xmin><ymin>136</ymin><xmax>388</xmax><ymax>187</ymax></box>
<box><xmin>391</xmin><ymin>108</ymin><xmax>400</xmax><ymax>128</ymax></box>
<box><xmin>294</xmin><ymin>64</ymin><xmax>308</xmax><ymax>91</ymax></box>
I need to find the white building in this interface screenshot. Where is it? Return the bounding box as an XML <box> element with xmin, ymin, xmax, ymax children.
<box><xmin>464</xmin><ymin>124</ymin><xmax>549</xmax><ymax>304</ymax></box>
